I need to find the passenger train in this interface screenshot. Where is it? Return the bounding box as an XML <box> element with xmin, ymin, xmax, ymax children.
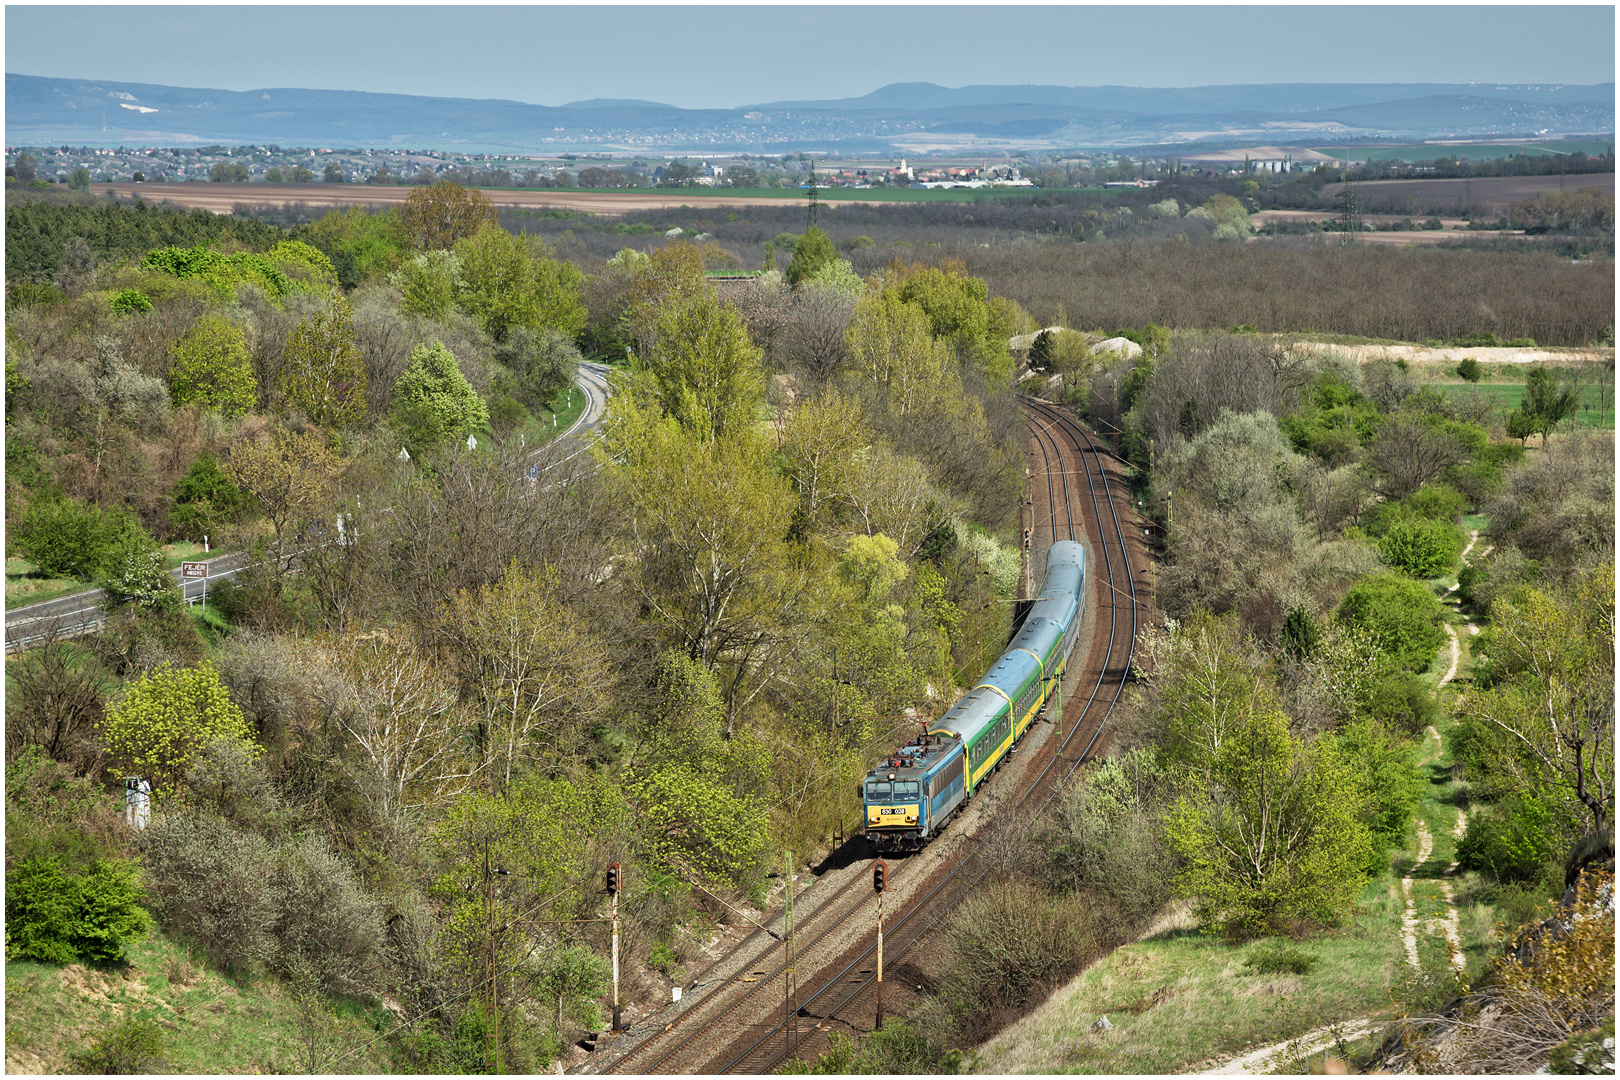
<box><xmin>861</xmin><ymin>541</ymin><xmax>1087</xmax><ymax>852</ymax></box>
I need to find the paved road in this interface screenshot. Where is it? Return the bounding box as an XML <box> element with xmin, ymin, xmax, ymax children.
<box><xmin>5</xmin><ymin>363</ymin><xmax>617</xmax><ymax>652</ymax></box>
<box><xmin>5</xmin><ymin>550</ymin><xmax>251</xmax><ymax>652</ymax></box>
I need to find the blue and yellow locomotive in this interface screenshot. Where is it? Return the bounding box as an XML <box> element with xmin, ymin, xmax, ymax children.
<box><xmin>861</xmin><ymin>541</ymin><xmax>1088</xmax><ymax>853</ymax></box>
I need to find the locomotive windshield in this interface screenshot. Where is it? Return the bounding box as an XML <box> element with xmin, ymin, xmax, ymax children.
<box><xmin>866</xmin><ymin>780</ymin><xmax>920</xmax><ymax>803</ymax></box>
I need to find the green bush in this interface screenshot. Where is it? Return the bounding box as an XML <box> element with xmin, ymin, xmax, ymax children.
<box><xmin>1364</xmin><ymin>671</ymin><xmax>1440</xmax><ymax>737</ymax></box>
<box><xmin>4</xmin><ymin>855</ymin><xmax>150</xmax><ymax>965</ymax></box>
<box><xmin>1243</xmin><ymin>942</ymin><xmax>1319</xmax><ymax>976</ymax></box>
<box><xmin>1338</xmin><ymin>573</ymin><xmax>1447</xmax><ymax>673</ymax></box>
<box><xmin>1379</xmin><ymin>516</ymin><xmax>1464</xmax><ymax>578</ymax></box>
<box><xmin>168</xmin><ymin>314</ymin><xmax>258</xmax><ymax>419</ymax></box>
<box><xmin>70</xmin><ymin>1016</ymin><xmax>165</xmax><ymax>1074</ymax></box>
<box><xmin>1455</xmin><ymin>356</ymin><xmax>1483</xmax><ymax>382</ymax></box>
<box><xmin>108</xmin><ymin>288</ymin><xmax>153</xmax><ymax>317</ymax></box>
<box><xmin>1456</xmin><ymin>792</ymin><xmax>1564</xmax><ymax>884</ymax></box>
<box><xmin>169</xmin><ymin>451</ymin><xmax>248</xmax><ymax>541</ymax></box>
<box><xmin>388</xmin><ymin>339</ymin><xmax>490</xmax><ymax>454</ymax></box>
<box><xmin>11</xmin><ymin>495</ymin><xmax>148</xmax><ymax>580</ymax></box>
<box><xmin>1336</xmin><ymin>718</ymin><xmax>1423</xmax><ymax>869</ymax></box>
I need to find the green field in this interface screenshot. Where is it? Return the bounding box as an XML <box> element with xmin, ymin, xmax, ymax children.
<box><xmin>1438</xmin><ymin>380</ymin><xmax>1615</xmax><ymax>429</ymax></box>
<box><xmin>1309</xmin><ymin>140</ymin><xmax>1614</xmax><ymax>163</ymax></box>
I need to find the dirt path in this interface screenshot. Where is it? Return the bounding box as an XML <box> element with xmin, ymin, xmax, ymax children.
<box><xmin>1195</xmin><ymin>1020</ymin><xmax>1381</xmax><ymax>1075</ymax></box>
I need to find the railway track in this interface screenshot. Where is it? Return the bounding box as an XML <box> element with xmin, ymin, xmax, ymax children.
<box><xmin>583</xmin><ymin>399</ymin><xmax>1146</xmax><ymax>1075</ymax></box>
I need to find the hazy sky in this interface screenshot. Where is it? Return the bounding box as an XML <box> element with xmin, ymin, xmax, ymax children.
<box><xmin>6</xmin><ymin>5</ymin><xmax>1615</xmax><ymax>109</ymax></box>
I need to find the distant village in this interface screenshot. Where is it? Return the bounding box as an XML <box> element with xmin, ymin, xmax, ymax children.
<box><xmin>5</xmin><ymin>143</ymin><xmax>1347</xmax><ymax>192</ymax></box>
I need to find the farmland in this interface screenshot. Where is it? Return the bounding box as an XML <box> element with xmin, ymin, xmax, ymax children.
<box><xmin>1321</xmin><ymin>172</ymin><xmax>1615</xmax><ymax>214</ymax></box>
<box><xmin>98</xmin><ymin>181</ymin><xmax>1054</xmax><ymax>218</ymax></box>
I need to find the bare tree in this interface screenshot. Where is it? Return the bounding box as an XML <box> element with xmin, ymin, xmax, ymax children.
<box><xmin>1361</xmin><ymin>415</ymin><xmax>1467</xmax><ymax>501</ymax></box>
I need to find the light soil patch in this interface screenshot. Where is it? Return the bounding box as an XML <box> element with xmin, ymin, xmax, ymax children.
<box><xmin>1195</xmin><ymin>1018</ymin><xmax>1380</xmax><ymax>1075</ymax></box>
<box><xmin>1293</xmin><ymin>342</ymin><xmax>1613</xmax><ymax>367</ymax></box>
<box><xmin>102</xmin><ymin>182</ymin><xmax>871</xmax><ymax>219</ymax></box>
<box><xmin>1438</xmin><ymin>625</ymin><xmax>1461</xmax><ymax>687</ymax></box>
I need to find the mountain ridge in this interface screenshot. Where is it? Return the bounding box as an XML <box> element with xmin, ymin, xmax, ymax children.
<box><xmin>7</xmin><ymin>73</ymin><xmax>1612</xmax><ymax>152</ymax></box>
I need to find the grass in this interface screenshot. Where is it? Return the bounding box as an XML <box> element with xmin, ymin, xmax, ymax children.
<box><xmin>3</xmin><ymin>931</ymin><xmax>396</xmax><ymax>1075</ymax></box>
<box><xmin>1307</xmin><ymin>140</ymin><xmax>1614</xmax><ymax>162</ymax></box>
<box><xmin>5</xmin><ymin>557</ymin><xmax>89</xmax><ymax>610</ymax></box>
<box><xmin>1436</xmin><ymin>381</ymin><xmax>1614</xmax><ymax>429</ymax></box>
<box><xmin>968</xmin><ymin>881</ymin><xmax>1407</xmax><ymax>1075</ymax></box>
<box><xmin>7</xmin><ymin>541</ymin><xmax>224</xmax><ymax>611</ymax></box>
<box><xmin>969</xmin><ymin>561</ymin><xmax>1515</xmax><ymax>1074</ymax></box>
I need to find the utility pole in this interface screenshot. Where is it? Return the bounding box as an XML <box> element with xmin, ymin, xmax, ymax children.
<box><xmin>784</xmin><ymin>851</ymin><xmax>796</xmax><ymax>1056</ymax></box>
<box><xmin>806</xmin><ymin>158</ymin><xmax>820</xmax><ymax>230</ymax></box>
<box><xmin>872</xmin><ymin>860</ymin><xmax>887</xmax><ymax>1030</ymax></box>
<box><xmin>484</xmin><ymin>842</ymin><xmax>498</xmax><ymax>1074</ymax></box>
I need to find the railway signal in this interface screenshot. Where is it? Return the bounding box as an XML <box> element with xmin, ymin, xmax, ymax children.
<box><xmin>873</xmin><ymin>859</ymin><xmax>888</xmax><ymax>1029</ymax></box>
<box><xmin>606</xmin><ymin>863</ymin><xmax>623</xmax><ymax>1030</ymax></box>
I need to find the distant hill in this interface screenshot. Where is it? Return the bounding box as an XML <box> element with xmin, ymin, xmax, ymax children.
<box><xmin>6</xmin><ymin>73</ymin><xmax>1612</xmax><ymax>152</ymax></box>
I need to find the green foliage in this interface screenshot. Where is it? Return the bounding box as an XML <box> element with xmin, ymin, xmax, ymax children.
<box><xmin>5</xmin><ymin>201</ymin><xmax>284</xmax><ymax>284</ymax></box>
<box><xmin>1406</xmin><ymin>482</ymin><xmax>1468</xmax><ymax>522</ymax></box>
<box><xmin>280</xmin><ymin>300</ymin><xmax>366</xmax><ymax>426</ymax></box>
<box><xmin>169</xmin><ymin>451</ymin><xmax>248</xmax><ymax>541</ymax></box>
<box><xmin>141</xmin><ymin>243</ymin><xmax>299</xmax><ymax>303</ymax></box>
<box><xmin>493</xmin><ymin>326</ymin><xmax>581</xmax><ymax>413</ymax></box>
<box><xmin>1521</xmin><ymin>366</ymin><xmax>1581</xmax><ymax>443</ymax></box>
<box><xmin>1337</xmin><ymin>573</ymin><xmax>1446</xmax><ymax>673</ymax></box>
<box><xmin>805</xmin><ymin>256</ymin><xmax>865</xmax><ymax>300</ymax></box>
<box><xmin>782</xmin><ymin>1017</ymin><xmax>963</xmax><ymax>1075</ymax></box>
<box><xmin>390</xmin><ymin>250</ymin><xmax>460</xmax><ymax>321</ymax></box>
<box><xmin>1335</xmin><ymin>718</ymin><xmax>1423</xmax><ymax>869</ymax></box>
<box><xmin>1045</xmin><ymin>748</ymin><xmax>1176</xmax><ymax>935</ymax></box>
<box><xmin>627</xmin><ymin>763</ymin><xmax>769</xmax><ymax>885</ymax></box>
<box><xmin>96</xmin><ymin>538</ymin><xmax>181</xmax><ymax>612</ymax></box>
<box><xmin>1280</xmin><ymin>606</ymin><xmax>1321</xmax><ymax>661</ymax></box>
<box><xmin>1243</xmin><ymin>942</ymin><xmax>1319</xmax><ymax>976</ymax></box>
<box><xmin>5</xmin><ymin>856</ymin><xmax>150</xmax><ymax>966</ymax></box>
<box><xmin>99</xmin><ymin>663</ymin><xmax>259</xmax><ymax>798</ymax></box>
<box><xmin>535</xmin><ymin>944</ymin><xmax>610</xmax><ymax>1042</ymax></box>
<box><xmin>168</xmin><ymin>313</ymin><xmax>258</xmax><ymax>418</ymax></box>
<box><xmin>1165</xmin><ymin>704</ymin><xmax>1372</xmax><ymax>940</ymax></box>
<box><xmin>69</xmin><ymin>1016</ymin><xmax>166</xmax><ymax>1074</ymax></box>
<box><xmin>839</xmin><ymin>533</ymin><xmax>909</xmax><ymax>605</ymax></box>
<box><xmin>1378</xmin><ymin>516</ymin><xmax>1464</xmax><ymax>578</ymax></box>
<box><xmin>388</xmin><ymin>339</ymin><xmax>490</xmax><ymax>453</ymax></box>
<box><xmin>11</xmin><ymin>495</ymin><xmax>149</xmax><ymax>580</ymax></box>
<box><xmin>1456</xmin><ymin>356</ymin><xmax>1483</xmax><ymax>383</ymax></box>
<box><xmin>295</xmin><ymin>205</ymin><xmax>408</xmax><ymax>288</ymax></box>
<box><xmin>453</xmin><ymin>224</ymin><xmax>587</xmax><ymax>343</ymax></box>
<box><xmin>1457</xmin><ymin>791</ymin><xmax>1563</xmax><ymax>884</ymax></box>
<box><xmin>642</xmin><ymin>288</ymin><xmax>765</xmax><ymax>440</ymax></box>
<box><xmin>108</xmin><ymin>288</ymin><xmax>152</xmax><ymax>316</ymax></box>
<box><xmin>1364</xmin><ymin>670</ymin><xmax>1441</xmax><ymax>737</ymax></box>
<box><xmin>785</xmin><ymin>226</ymin><xmax>838</xmax><ymax>287</ymax></box>
<box><xmin>889</xmin><ymin>260</ymin><xmax>1013</xmax><ymax>383</ymax></box>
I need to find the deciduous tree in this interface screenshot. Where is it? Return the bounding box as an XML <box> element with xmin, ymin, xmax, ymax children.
<box><xmin>398</xmin><ymin>182</ymin><xmax>497</xmax><ymax>252</ymax></box>
<box><xmin>168</xmin><ymin>313</ymin><xmax>257</xmax><ymax>419</ymax></box>
<box><xmin>280</xmin><ymin>301</ymin><xmax>367</xmax><ymax>427</ymax></box>
<box><xmin>100</xmin><ymin>662</ymin><xmax>259</xmax><ymax>798</ymax></box>
<box><xmin>388</xmin><ymin>339</ymin><xmax>489</xmax><ymax>454</ymax></box>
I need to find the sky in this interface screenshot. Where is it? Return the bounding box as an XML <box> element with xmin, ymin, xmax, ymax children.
<box><xmin>6</xmin><ymin>5</ymin><xmax>1615</xmax><ymax>110</ymax></box>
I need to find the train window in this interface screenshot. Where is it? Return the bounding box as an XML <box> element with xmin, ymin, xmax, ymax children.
<box><xmin>865</xmin><ymin>781</ymin><xmax>892</xmax><ymax>802</ymax></box>
<box><xmin>894</xmin><ymin>781</ymin><xmax>920</xmax><ymax>802</ymax></box>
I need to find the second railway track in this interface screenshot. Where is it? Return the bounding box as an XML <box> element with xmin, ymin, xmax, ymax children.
<box><xmin>583</xmin><ymin>399</ymin><xmax>1148</xmax><ymax>1075</ymax></box>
